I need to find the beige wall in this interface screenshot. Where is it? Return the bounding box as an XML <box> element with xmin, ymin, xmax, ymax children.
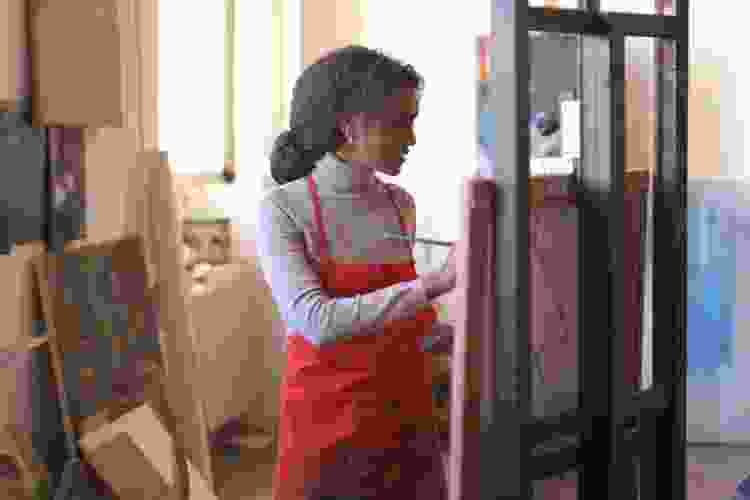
<box><xmin>272</xmin><ymin>0</ymin><xmax>287</xmax><ymax>133</ymax></box>
<box><xmin>303</xmin><ymin>0</ymin><xmax>367</xmax><ymax>67</ymax></box>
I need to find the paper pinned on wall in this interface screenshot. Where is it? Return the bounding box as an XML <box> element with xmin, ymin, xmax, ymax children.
<box><xmin>560</xmin><ymin>99</ymin><xmax>581</xmax><ymax>159</ymax></box>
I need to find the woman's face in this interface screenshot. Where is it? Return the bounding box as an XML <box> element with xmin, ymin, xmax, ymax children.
<box><xmin>338</xmin><ymin>87</ymin><xmax>419</xmax><ymax>176</ymax></box>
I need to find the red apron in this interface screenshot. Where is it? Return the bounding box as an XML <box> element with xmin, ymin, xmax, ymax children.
<box><xmin>272</xmin><ymin>176</ymin><xmax>446</xmax><ymax>500</ymax></box>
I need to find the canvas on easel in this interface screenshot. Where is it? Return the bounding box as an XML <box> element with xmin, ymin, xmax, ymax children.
<box><xmin>448</xmin><ymin>177</ymin><xmax>498</xmax><ymax>500</ymax></box>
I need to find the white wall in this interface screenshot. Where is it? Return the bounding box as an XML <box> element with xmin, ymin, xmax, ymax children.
<box><xmin>685</xmin><ymin>0</ymin><xmax>750</xmax><ymax>444</ymax></box>
<box><xmin>230</xmin><ymin>0</ymin><xmax>274</xmax><ymax>225</ymax></box>
<box><xmin>691</xmin><ymin>12</ymin><xmax>747</xmax><ymax>182</ymax></box>
<box><xmin>363</xmin><ymin>0</ymin><xmax>491</xmax><ymax>271</ymax></box>
<box><xmin>158</xmin><ymin>1</ymin><xmax>226</xmax><ymax>176</ymax></box>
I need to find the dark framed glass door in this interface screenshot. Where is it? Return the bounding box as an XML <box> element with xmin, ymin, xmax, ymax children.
<box><xmin>448</xmin><ymin>1</ymin><xmax>688</xmax><ymax>498</ymax></box>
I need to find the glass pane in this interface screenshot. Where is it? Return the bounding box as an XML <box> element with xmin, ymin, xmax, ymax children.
<box><xmin>625</xmin><ymin>36</ymin><xmax>657</xmax><ymax>392</ymax></box>
<box><xmin>625</xmin><ymin>36</ymin><xmax>677</xmax><ymax>394</ymax></box>
<box><xmin>524</xmin><ymin>31</ymin><xmax>582</xmax><ymax>418</ymax></box>
<box><xmin>529</xmin><ymin>31</ymin><xmax>580</xmax><ymax>167</ymax></box>
<box><xmin>601</xmin><ymin>0</ymin><xmax>675</xmax><ymax>15</ymax></box>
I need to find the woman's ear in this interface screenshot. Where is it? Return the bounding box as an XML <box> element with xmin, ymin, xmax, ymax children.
<box><xmin>337</xmin><ymin>113</ymin><xmax>368</xmax><ymax>145</ymax></box>
<box><xmin>342</xmin><ymin>122</ymin><xmax>354</xmax><ymax>144</ymax></box>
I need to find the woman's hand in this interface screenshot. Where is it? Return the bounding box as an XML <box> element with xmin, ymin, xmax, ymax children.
<box><xmin>441</xmin><ymin>245</ymin><xmax>457</xmax><ymax>292</ymax></box>
<box><xmin>423</xmin><ymin>245</ymin><xmax>457</xmax><ymax>300</ymax></box>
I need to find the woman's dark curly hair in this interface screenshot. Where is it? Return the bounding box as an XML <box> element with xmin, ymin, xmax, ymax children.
<box><xmin>270</xmin><ymin>45</ymin><xmax>424</xmax><ymax>185</ymax></box>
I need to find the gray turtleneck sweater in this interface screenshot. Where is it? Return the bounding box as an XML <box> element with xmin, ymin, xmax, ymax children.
<box><xmin>255</xmin><ymin>153</ymin><xmax>453</xmax><ymax>348</ymax></box>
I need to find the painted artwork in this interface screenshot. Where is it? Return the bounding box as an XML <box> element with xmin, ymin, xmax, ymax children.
<box><xmin>686</xmin><ymin>179</ymin><xmax>750</xmax><ymax>444</ymax></box>
<box><xmin>687</xmin><ymin>200</ymin><xmax>735</xmax><ymax>378</ymax></box>
<box><xmin>0</xmin><ymin>110</ymin><xmax>47</xmax><ymax>253</ymax></box>
<box><xmin>47</xmin><ymin>127</ymin><xmax>85</xmax><ymax>251</ymax></box>
<box><xmin>43</xmin><ymin>238</ymin><xmax>162</xmax><ymax>430</ymax></box>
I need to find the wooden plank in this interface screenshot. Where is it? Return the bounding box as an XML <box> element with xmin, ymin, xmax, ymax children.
<box><xmin>0</xmin><ymin>0</ymin><xmax>25</xmax><ymax>111</ymax></box>
<box><xmin>0</xmin><ymin>242</ymin><xmax>45</xmax><ymax>351</ymax></box>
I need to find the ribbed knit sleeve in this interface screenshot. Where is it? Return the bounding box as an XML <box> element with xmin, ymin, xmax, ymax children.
<box><xmin>255</xmin><ymin>192</ymin><xmax>435</xmax><ymax>346</ymax></box>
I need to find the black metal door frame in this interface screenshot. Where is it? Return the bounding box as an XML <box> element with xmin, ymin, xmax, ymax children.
<box><xmin>485</xmin><ymin>1</ymin><xmax>688</xmax><ymax>498</ymax></box>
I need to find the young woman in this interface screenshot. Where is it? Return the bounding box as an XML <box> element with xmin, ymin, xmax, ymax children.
<box><xmin>256</xmin><ymin>45</ymin><xmax>457</xmax><ymax>500</ymax></box>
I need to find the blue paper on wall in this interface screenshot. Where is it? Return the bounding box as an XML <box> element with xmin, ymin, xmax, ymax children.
<box><xmin>687</xmin><ymin>197</ymin><xmax>736</xmax><ymax>377</ymax></box>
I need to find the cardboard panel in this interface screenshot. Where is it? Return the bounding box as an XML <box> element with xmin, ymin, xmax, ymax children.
<box><xmin>143</xmin><ymin>150</ymin><xmax>214</xmax><ymax>490</ymax></box>
<box><xmin>135</xmin><ymin>0</ymin><xmax>159</xmax><ymax>150</ymax></box>
<box><xmin>83</xmin><ymin>127</ymin><xmax>139</xmax><ymax>245</ymax></box>
<box><xmin>120</xmin><ymin>0</ymin><xmax>139</xmax><ymax>142</ymax></box>
<box><xmin>29</xmin><ymin>0</ymin><xmax>125</xmax><ymax>127</ymax></box>
<box><xmin>80</xmin><ymin>403</ymin><xmax>217</xmax><ymax>500</ymax></box>
<box><xmin>86</xmin><ymin>432</ymin><xmax>170</xmax><ymax>500</ymax></box>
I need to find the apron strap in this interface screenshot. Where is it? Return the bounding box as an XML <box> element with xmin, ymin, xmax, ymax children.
<box><xmin>383</xmin><ymin>184</ymin><xmax>411</xmax><ymax>244</ymax></box>
<box><xmin>309</xmin><ymin>174</ymin><xmax>411</xmax><ymax>258</ymax></box>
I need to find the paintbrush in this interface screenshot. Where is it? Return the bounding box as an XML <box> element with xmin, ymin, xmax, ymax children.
<box><xmin>384</xmin><ymin>232</ymin><xmax>454</xmax><ymax>248</ymax></box>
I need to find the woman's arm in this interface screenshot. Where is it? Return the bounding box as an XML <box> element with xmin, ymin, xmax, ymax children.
<box><xmin>421</xmin><ymin>278</ymin><xmax>459</xmax><ymax>354</ymax></box>
<box><xmin>255</xmin><ymin>193</ymin><xmax>441</xmax><ymax>346</ymax></box>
